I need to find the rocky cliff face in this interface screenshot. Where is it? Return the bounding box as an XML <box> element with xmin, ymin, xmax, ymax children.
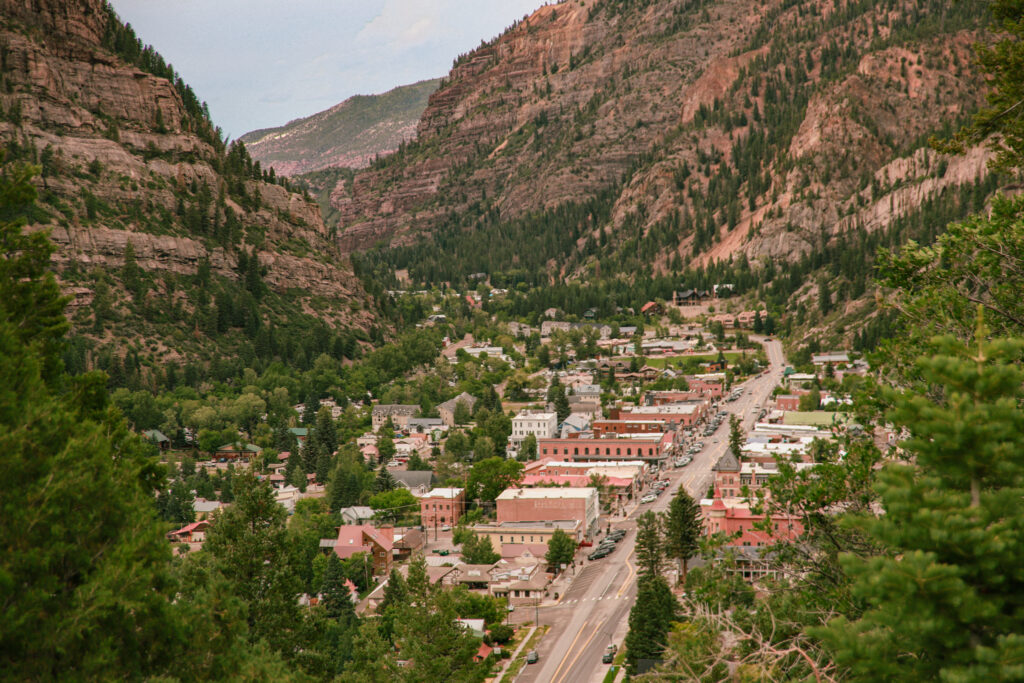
<box><xmin>240</xmin><ymin>78</ymin><xmax>442</xmax><ymax>176</ymax></box>
<box><xmin>329</xmin><ymin>0</ymin><xmax>989</xmax><ymax>280</ymax></box>
<box><xmin>0</xmin><ymin>0</ymin><xmax>374</xmax><ymax>359</ymax></box>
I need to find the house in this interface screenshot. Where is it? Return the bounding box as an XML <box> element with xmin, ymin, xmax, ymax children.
<box><xmin>289</xmin><ymin>427</ymin><xmax>309</xmax><ymax>445</ymax></box>
<box><xmin>392</xmin><ymin>470</ymin><xmax>436</xmax><ymax>494</ymax></box>
<box><xmin>166</xmin><ymin>520</ymin><xmax>210</xmax><ymax>544</ymax></box>
<box><xmin>193</xmin><ymin>498</ymin><xmax>223</xmax><ymax>518</ymax></box>
<box><xmin>419</xmin><ymin>487</ymin><xmax>466</xmax><ymax>527</ymax></box>
<box><xmin>709</xmin><ymin>313</ymin><xmax>736</xmax><ymax>329</ymax></box>
<box><xmin>559</xmin><ymin>413</ymin><xmax>591</xmax><ymax>438</ymax></box>
<box><xmin>573</xmin><ymin>384</ymin><xmax>602</xmax><ymax>400</ymax></box>
<box><xmin>736</xmin><ymin>309</ymin><xmax>767</xmax><ymax>328</ymax></box>
<box><xmin>438</xmin><ymin>392</ymin><xmax>477</xmax><ymax>427</ymax></box>
<box><xmin>674</xmin><ymin>289</ymin><xmax>700</xmax><ymax>305</ymax></box>
<box><xmin>143</xmin><ymin>429</ymin><xmax>170</xmax><ymax>450</ymax></box>
<box><xmin>474</xmin><ymin>643</ymin><xmax>494</xmax><ymax>663</ymax></box>
<box><xmin>331</xmin><ymin>525</ymin><xmax>394</xmax><ymax>575</ymax></box>
<box><xmin>454</xmin><ymin>563</ymin><xmax>498</xmax><ymax>590</ymax></box>
<box><xmin>392</xmin><ymin>528</ymin><xmax>425</xmax><ymax>561</ymax></box>
<box><xmin>457</xmin><ymin>618</ymin><xmax>487</xmax><ymax>639</ymax></box>
<box><xmin>406</xmin><ymin>417</ymin><xmax>445</xmax><ymax>434</ymax></box>
<box><xmin>510</xmin><ymin>411</ymin><xmax>558</xmax><ymax>446</ymax></box>
<box><xmin>215</xmin><ymin>442</ymin><xmax>262</xmax><ymax>461</ymax></box>
<box><xmin>372</xmin><ymin>404</ymin><xmax>419</xmax><ymax>430</ymax></box>
<box><xmin>812</xmin><ymin>351</ymin><xmax>851</xmax><ymax>366</ymax></box>
<box><xmin>360</xmin><ymin>443</ymin><xmax>380</xmax><ymax>463</ymax></box>
<box><xmin>640</xmin><ymin>301</ymin><xmax>663</xmax><ymax>317</ymax></box>
<box><xmin>339</xmin><ymin>506</ymin><xmax>376</xmax><ymax>525</ymax></box>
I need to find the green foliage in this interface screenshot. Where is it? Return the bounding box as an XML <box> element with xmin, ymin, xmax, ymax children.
<box><xmin>817</xmin><ymin>330</ymin><xmax>1024</xmax><ymax>680</ymax></box>
<box><xmin>663</xmin><ymin>488</ymin><xmax>702</xmax><ymax>583</ymax></box>
<box><xmin>624</xmin><ymin>575</ymin><xmax>679</xmax><ymax>674</ymax></box>
<box><xmin>467</xmin><ymin>456</ymin><xmax>524</xmax><ymax>502</ymax></box>
<box><xmin>460</xmin><ymin>531</ymin><xmax>501</xmax><ymax>565</ymax></box>
<box><xmin>727</xmin><ymin>414</ymin><xmax>743</xmax><ymax>459</ymax></box>
<box><xmin>368</xmin><ymin>487</ymin><xmax>416</xmax><ymax>523</ymax></box>
<box><xmin>545</xmin><ymin>528</ymin><xmax>577</xmax><ymax>570</ymax></box>
<box><xmin>634</xmin><ymin>510</ymin><xmax>666</xmax><ymax>578</ymax></box>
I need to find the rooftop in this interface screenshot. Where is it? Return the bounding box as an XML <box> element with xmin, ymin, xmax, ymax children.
<box><xmin>497</xmin><ymin>487</ymin><xmax>596</xmax><ymax>501</ymax></box>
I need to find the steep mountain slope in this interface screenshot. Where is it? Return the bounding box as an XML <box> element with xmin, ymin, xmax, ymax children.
<box><xmin>240</xmin><ymin>78</ymin><xmax>441</xmax><ymax>176</ymax></box>
<box><xmin>333</xmin><ymin>0</ymin><xmax>991</xmax><ymax>317</ymax></box>
<box><xmin>0</xmin><ymin>0</ymin><xmax>375</xmax><ymax>376</ymax></box>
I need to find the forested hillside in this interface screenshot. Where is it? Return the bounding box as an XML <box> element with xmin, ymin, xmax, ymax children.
<box><xmin>241</xmin><ymin>78</ymin><xmax>442</xmax><ymax>176</ymax></box>
<box><xmin>330</xmin><ymin>0</ymin><xmax>993</xmax><ymax>347</ymax></box>
<box><xmin>0</xmin><ymin>0</ymin><xmax>379</xmax><ymax>393</ymax></box>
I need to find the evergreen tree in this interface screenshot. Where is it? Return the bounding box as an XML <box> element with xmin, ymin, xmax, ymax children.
<box><xmin>374</xmin><ymin>463</ymin><xmax>396</xmax><ymax>493</ymax></box>
<box><xmin>315</xmin><ymin>406</ymin><xmax>338</xmax><ymax>454</ymax></box>
<box><xmin>302</xmin><ymin>393</ymin><xmax>319</xmax><ymax>425</ymax></box>
<box><xmin>817</xmin><ymin>328</ymin><xmax>1024</xmax><ymax>680</ymax></box>
<box><xmin>460</xmin><ymin>532</ymin><xmax>501</xmax><ymax>564</ymax></box>
<box><xmin>635</xmin><ymin>510</ymin><xmax>666</xmax><ymax>578</ymax></box>
<box><xmin>321</xmin><ymin>554</ymin><xmax>354</xmax><ymax>620</ymax></box>
<box><xmin>376</xmin><ymin>432</ymin><xmax>395</xmax><ymax>463</ymax></box>
<box><xmin>664</xmin><ymin>489</ymin><xmax>703</xmax><ymax>583</ymax></box>
<box><xmin>624</xmin><ymin>575</ymin><xmax>679</xmax><ymax>674</ymax></box>
<box><xmin>728</xmin><ymin>414</ymin><xmax>743</xmax><ymax>459</ymax></box>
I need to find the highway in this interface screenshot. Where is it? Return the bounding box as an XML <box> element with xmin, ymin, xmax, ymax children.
<box><xmin>515</xmin><ymin>338</ymin><xmax>785</xmax><ymax>682</ymax></box>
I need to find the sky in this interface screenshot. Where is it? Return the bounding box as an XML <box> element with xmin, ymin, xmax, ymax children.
<box><xmin>109</xmin><ymin>0</ymin><xmax>543</xmax><ymax>139</ymax></box>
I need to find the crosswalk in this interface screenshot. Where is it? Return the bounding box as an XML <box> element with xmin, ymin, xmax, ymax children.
<box><xmin>559</xmin><ymin>595</ymin><xmax>633</xmax><ymax>605</ymax></box>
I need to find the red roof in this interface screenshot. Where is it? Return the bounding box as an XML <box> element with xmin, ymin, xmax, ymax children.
<box><xmin>475</xmin><ymin>643</ymin><xmax>493</xmax><ymax>661</ymax></box>
<box><xmin>169</xmin><ymin>520</ymin><xmax>209</xmax><ymax>536</ymax></box>
<box><xmin>334</xmin><ymin>524</ymin><xmax>394</xmax><ymax>560</ymax></box>
<box><xmin>641</xmin><ymin>301</ymin><xmax>659</xmax><ymax>313</ymax></box>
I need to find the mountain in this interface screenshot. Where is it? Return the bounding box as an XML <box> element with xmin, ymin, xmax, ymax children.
<box><xmin>0</xmin><ymin>0</ymin><xmax>376</xmax><ymax>376</ymax></box>
<box><xmin>240</xmin><ymin>78</ymin><xmax>442</xmax><ymax>176</ymax></box>
<box><xmin>326</xmin><ymin>0</ymin><xmax>992</xmax><ymax>336</ymax></box>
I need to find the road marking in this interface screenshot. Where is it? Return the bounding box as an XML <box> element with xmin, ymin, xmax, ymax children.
<box><xmin>553</xmin><ymin>621</ymin><xmax>602</xmax><ymax>683</ymax></box>
<box><xmin>549</xmin><ymin>619</ymin><xmax>589</xmax><ymax>683</ymax></box>
<box><xmin>617</xmin><ymin>554</ymin><xmax>636</xmax><ymax>598</ymax></box>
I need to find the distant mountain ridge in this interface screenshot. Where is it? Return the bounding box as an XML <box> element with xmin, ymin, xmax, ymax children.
<box><xmin>240</xmin><ymin>78</ymin><xmax>442</xmax><ymax>176</ymax></box>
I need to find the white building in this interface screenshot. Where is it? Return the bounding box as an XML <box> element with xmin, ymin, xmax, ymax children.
<box><xmin>511</xmin><ymin>411</ymin><xmax>558</xmax><ymax>446</ymax></box>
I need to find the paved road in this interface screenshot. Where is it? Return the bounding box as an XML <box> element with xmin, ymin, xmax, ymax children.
<box><xmin>516</xmin><ymin>338</ymin><xmax>786</xmax><ymax>682</ymax></box>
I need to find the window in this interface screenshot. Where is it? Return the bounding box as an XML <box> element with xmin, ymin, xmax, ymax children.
<box><xmin>500</xmin><ymin>535</ymin><xmax>504</xmax><ymax>543</ymax></box>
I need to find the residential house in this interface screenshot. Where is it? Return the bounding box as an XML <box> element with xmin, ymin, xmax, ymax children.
<box><xmin>393</xmin><ymin>528</ymin><xmax>424</xmax><ymax>562</ymax></box>
<box><xmin>166</xmin><ymin>520</ymin><xmax>210</xmax><ymax>544</ymax></box>
<box><xmin>438</xmin><ymin>392</ymin><xmax>477</xmax><ymax>427</ymax></box>
<box><xmin>331</xmin><ymin>525</ymin><xmax>394</xmax><ymax>575</ymax></box>
<box><xmin>392</xmin><ymin>470</ymin><xmax>436</xmax><ymax>495</ymax></box>
<box><xmin>193</xmin><ymin>498</ymin><xmax>223</xmax><ymax>518</ymax></box>
<box><xmin>406</xmin><ymin>417</ymin><xmax>445</xmax><ymax>435</ymax></box>
<box><xmin>558</xmin><ymin>413</ymin><xmax>591</xmax><ymax>438</ymax></box>
<box><xmin>215</xmin><ymin>442</ymin><xmax>261</xmax><ymax>461</ymax></box>
<box><xmin>640</xmin><ymin>301</ymin><xmax>663</xmax><ymax>317</ymax></box>
<box><xmin>339</xmin><ymin>506</ymin><xmax>376</xmax><ymax>525</ymax></box>
<box><xmin>372</xmin><ymin>404</ymin><xmax>419</xmax><ymax>430</ymax></box>
<box><xmin>143</xmin><ymin>429</ymin><xmax>170</xmax><ymax>450</ymax></box>
<box><xmin>812</xmin><ymin>351</ymin><xmax>851</xmax><ymax>366</ymax></box>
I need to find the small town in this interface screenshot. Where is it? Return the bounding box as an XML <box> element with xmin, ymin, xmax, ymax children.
<box><xmin>4</xmin><ymin>1</ymin><xmax>1023</xmax><ymax>680</ymax></box>
<box><xmin>154</xmin><ymin>288</ymin><xmax>870</xmax><ymax>681</ymax></box>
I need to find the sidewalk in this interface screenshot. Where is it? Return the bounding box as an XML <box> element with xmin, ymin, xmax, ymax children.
<box><xmin>493</xmin><ymin>624</ymin><xmax>536</xmax><ymax>681</ymax></box>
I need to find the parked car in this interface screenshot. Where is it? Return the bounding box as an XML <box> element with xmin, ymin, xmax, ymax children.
<box><xmin>602</xmin><ymin>644</ymin><xmax>618</xmax><ymax>664</ymax></box>
<box><xmin>640</xmin><ymin>494</ymin><xmax>657</xmax><ymax>504</ymax></box>
<box><xmin>609</xmin><ymin>530</ymin><xmax>626</xmax><ymax>540</ymax></box>
<box><xmin>527</xmin><ymin>651</ymin><xmax>539</xmax><ymax>664</ymax></box>
<box><xmin>588</xmin><ymin>549</ymin><xmax>610</xmax><ymax>560</ymax></box>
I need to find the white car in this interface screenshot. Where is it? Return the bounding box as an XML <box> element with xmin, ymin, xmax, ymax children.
<box><xmin>640</xmin><ymin>494</ymin><xmax>657</xmax><ymax>504</ymax></box>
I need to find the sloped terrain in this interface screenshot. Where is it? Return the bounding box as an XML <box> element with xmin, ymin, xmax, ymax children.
<box><xmin>240</xmin><ymin>78</ymin><xmax>441</xmax><ymax>176</ymax></box>
<box><xmin>0</xmin><ymin>0</ymin><xmax>376</xmax><ymax>374</ymax></box>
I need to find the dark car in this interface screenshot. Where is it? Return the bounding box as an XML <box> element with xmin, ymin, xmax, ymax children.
<box><xmin>588</xmin><ymin>549</ymin><xmax>610</xmax><ymax>560</ymax></box>
<box><xmin>527</xmin><ymin>651</ymin><xmax>539</xmax><ymax>664</ymax></box>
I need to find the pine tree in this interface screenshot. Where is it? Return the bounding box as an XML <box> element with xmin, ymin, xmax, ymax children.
<box><xmin>817</xmin><ymin>326</ymin><xmax>1024</xmax><ymax>680</ymax></box>
<box><xmin>321</xmin><ymin>554</ymin><xmax>354</xmax><ymax>620</ymax></box>
<box><xmin>635</xmin><ymin>510</ymin><xmax>666</xmax><ymax>578</ymax></box>
<box><xmin>315</xmin><ymin>406</ymin><xmax>337</xmax><ymax>454</ymax></box>
<box><xmin>664</xmin><ymin>489</ymin><xmax>702</xmax><ymax>583</ymax></box>
<box><xmin>374</xmin><ymin>464</ymin><xmax>396</xmax><ymax>493</ymax></box>
<box><xmin>624</xmin><ymin>575</ymin><xmax>679</xmax><ymax>674</ymax></box>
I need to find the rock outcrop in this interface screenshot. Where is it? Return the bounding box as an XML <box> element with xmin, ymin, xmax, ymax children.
<box><xmin>0</xmin><ymin>0</ymin><xmax>374</xmax><ymax>356</ymax></box>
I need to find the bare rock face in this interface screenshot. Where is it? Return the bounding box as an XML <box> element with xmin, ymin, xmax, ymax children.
<box><xmin>329</xmin><ymin>0</ymin><xmax>989</xmax><ymax>283</ymax></box>
<box><xmin>0</xmin><ymin>0</ymin><xmax>374</xmax><ymax>352</ymax></box>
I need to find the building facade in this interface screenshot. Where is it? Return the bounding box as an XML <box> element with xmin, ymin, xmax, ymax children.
<box><xmin>496</xmin><ymin>487</ymin><xmax>599</xmax><ymax>536</ymax></box>
<box><xmin>419</xmin><ymin>487</ymin><xmax>466</xmax><ymax>527</ymax></box>
<box><xmin>510</xmin><ymin>411</ymin><xmax>558</xmax><ymax>445</ymax></box>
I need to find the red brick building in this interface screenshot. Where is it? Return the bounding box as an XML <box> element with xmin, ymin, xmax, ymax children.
<box><xmin>701</xmin><ymin>490</ymin><xmax>804</xmax><ymax>548</ymax></box>
<box><xmin>538</xmin><ymin>432</ymin><xmax>674</xmax><ymax>460</ymax></box>
<box><xmin>592</xmin><ymin>419</ymin><xmax>668</xmax><ymax>437</ymax></box>
<box><xmin>419</xmin><ymin>487</ymin><xmax>466</xmax><ymax>527</ymax></box>
<box><xmin>496</xmin><ymin>487</ymin><xmax>599</xmax><ymax>535</ymax></box>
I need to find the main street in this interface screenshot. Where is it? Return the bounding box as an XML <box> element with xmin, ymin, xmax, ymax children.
<box><xmin>516</xmin><ymin>338</ymin><xmax>786</xmax><ymax>682</ymax></box>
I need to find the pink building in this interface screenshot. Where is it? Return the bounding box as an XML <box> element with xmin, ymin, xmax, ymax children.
<box><xmin>332</xmin><ymin>525</ymin><xmax>394</xmax><ymax>575</ymax></box>
<box><xmin>701</xmin><ymin>490</ymin><xmax>804</xmax><ymax>548</ymax></box>
<box><xmin>538</xmin><ymin>432</ymin><xmax>674</xmax><ymax>460</ymax></box>
<box><xmin>686</xmin><ymin>378</ymin><xmax>724</xmax><ymax>399</ymax></box>
<box><xmin>419</xmin><ymin>487</ymin><xmax>466</xmax><ymax>527</ymax></box>
<box><xmin>775</xmin><ymin>395</ymin><xmax>801</xmax><ymax>411</ymax></box>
